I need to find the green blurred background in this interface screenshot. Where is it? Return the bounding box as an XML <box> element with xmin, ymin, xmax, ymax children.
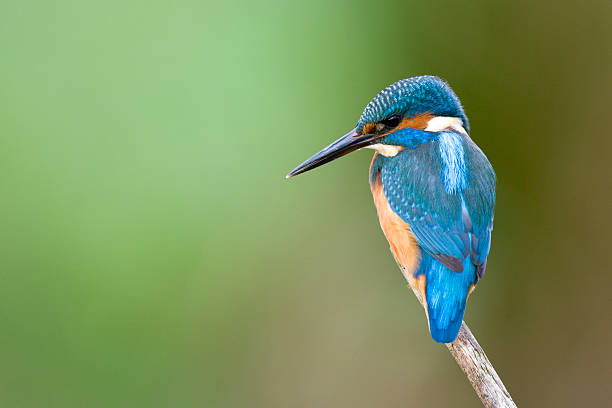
<box><xmin>1</xmin><ymin>0</ymin><xmax>610</xmax><ymax>406</ymax></box>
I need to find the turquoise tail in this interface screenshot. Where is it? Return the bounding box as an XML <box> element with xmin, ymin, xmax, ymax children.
<box><xmin>417</xmin><ymin>253</ymin><xmax>476</xmax><ymax>343</ymax></box>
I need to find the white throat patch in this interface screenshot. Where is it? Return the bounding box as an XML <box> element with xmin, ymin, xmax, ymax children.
<box><xmin>366</xmin><ymin>143</ymin><xmax>402</xmax><ymax>157</ymax></box>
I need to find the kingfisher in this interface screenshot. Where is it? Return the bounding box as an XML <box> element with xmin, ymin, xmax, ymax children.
<box><xmin>287</xmin><ymin>76</ymin><xmax>496</xmax><ymax>343</ymax></box>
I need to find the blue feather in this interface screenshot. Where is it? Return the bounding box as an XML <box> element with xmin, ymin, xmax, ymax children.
<box><xmin>373</xmin><ymin>130</ymin><xmax>495</xmax><ymax>342</ymax></box>
<box><xmin>418</xmin><ymin>253</ymin><xmax>475</xmax><ymax>343</ymax></box>
<box><xmin>438</xmin><ymin>132</ymin><xmax>467</xmax><ymax>193</ymax></box>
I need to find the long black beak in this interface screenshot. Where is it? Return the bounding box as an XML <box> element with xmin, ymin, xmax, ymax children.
<box><xmin>286</xmin><ymin>128</ymin><xmax>376</xmax><ymax>178</ymax></box>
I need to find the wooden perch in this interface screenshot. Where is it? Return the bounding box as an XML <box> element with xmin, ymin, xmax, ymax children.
<box><xmin>398</xmin><ymin>263</ymin><xmax>517</xmax><ymax>408</ymax></box>
<box><xmin>446</xmin><ymin>323</ymin><xmax>516</xmax><ymax>407</ymax></box>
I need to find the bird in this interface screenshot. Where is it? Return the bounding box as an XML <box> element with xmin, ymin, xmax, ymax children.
<box><xmin>286</xmin><ymin>76</ymin><xmax>496</xmax><ymax>343</ymax></box>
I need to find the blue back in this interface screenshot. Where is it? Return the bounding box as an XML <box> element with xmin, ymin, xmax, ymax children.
<box><xmin>371</xmin><ymin>130</ymin><xmax>495</xmax><ymax>342</ymax></box>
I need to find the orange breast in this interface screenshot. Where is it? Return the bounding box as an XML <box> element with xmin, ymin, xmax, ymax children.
<box><xmin>370</xmin><ymin>161</ymin><xmax>427</xmax><ymax>307</ymax></box>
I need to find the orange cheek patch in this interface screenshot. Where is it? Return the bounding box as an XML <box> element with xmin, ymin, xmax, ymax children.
<box><xmin>398</xmin><ymin>113</ymin><xmax>435</xmax><ymax>130</ymax></box>
<box><xmin>362</xmin><ymin>113</ymin><xmax>433</xmax><ymax>137</ymax></box>
<box><xmin>362</xmin><ymin>123</ymin><xmax>376</xmax><ymax>134</ymax></box>
<box><xmin>374</xmin><ymin>112</ymin><xmax>436</xmax><ymax>138</ymax></box>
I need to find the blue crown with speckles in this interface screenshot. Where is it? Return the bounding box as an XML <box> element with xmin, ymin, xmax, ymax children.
<box><xmin>356</xmin><ymin>76</ymin><xmax>470</xmax><ymax>133</ymax></box>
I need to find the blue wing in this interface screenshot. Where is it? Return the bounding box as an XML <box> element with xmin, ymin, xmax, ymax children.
<box><xmin>376</xmin><ymin>132</ymin><xmax>495</xmax><ymax>342</ymax></box>
<box><xmin>380</xmin><ymin>132</ymin><xmax>496</xmax><ymax>278</ymax></box>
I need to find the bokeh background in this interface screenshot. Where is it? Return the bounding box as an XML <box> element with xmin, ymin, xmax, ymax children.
<box><xmin>1</xmin><ymin>0</ymin><xmax>611</xmax><ymax>407</ymax></box>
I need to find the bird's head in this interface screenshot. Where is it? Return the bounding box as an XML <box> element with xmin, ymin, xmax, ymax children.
<box><xmin>287</xmin><ymin>75</ymin><xmax>469</xmax><ymax>178</ymax></box>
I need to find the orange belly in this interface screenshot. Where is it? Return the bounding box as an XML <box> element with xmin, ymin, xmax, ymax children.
<box><xmin>370</xmin><ymin>167</ymin><xmax>427</xmax><ymax>307</ymax></box>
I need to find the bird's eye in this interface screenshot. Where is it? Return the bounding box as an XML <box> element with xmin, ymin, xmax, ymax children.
<box><xmin>379</xmin><ymin>115</ymin><xmax>401</xmax><ymax>129</ymax></box>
